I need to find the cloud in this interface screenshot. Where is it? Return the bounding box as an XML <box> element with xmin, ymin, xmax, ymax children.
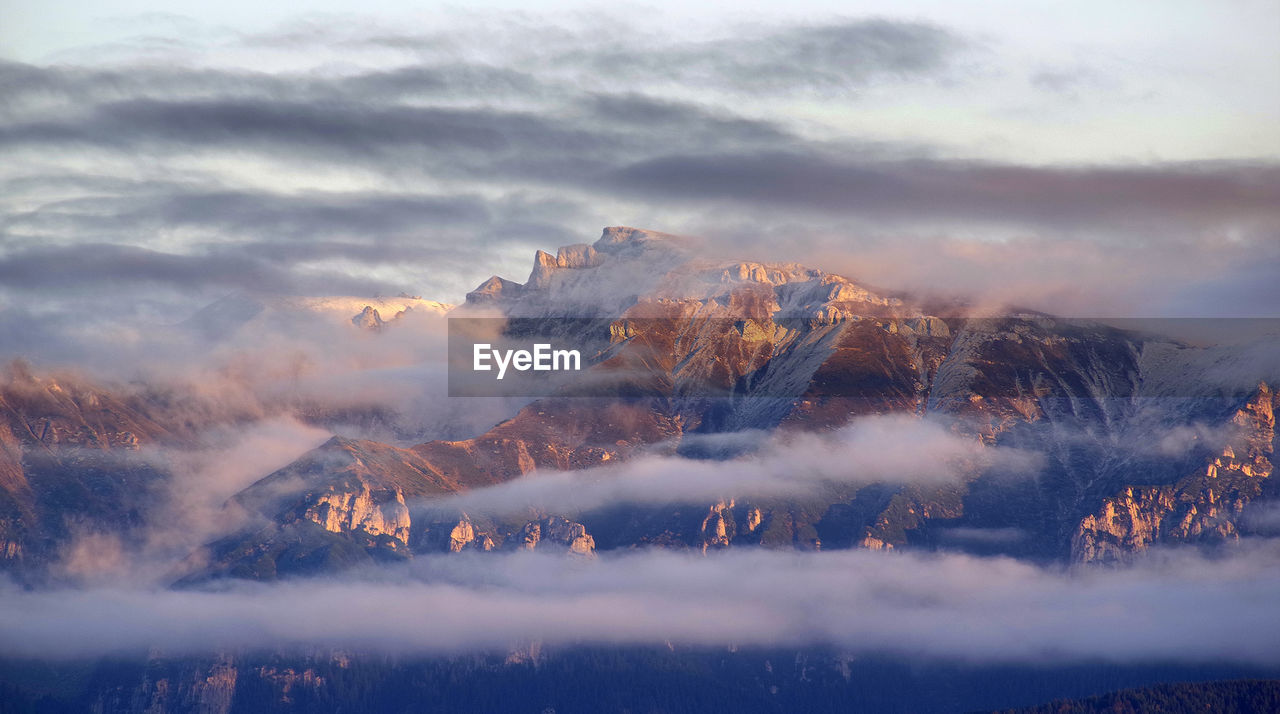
<box><xmin>681</xmin><ymin>223</ymin><xmax>1280</xmax><ymax>318</ymax></box>
<box><xmin>0</xmin><ymin>283</ymin><xmax>514</xmax><ymax>443</ymax></box>
<box><xmin>429</xmin><ymin>415</ymin><xmax>1039</xmax><ymax>516</ymax></box>
<box><xmin>1242</xmin><ymin>502</ymin><xmax>1280</xmax><ymax>536</ymax></box>
<box><xmin>0</xmin><ymin>59</ymin><xmax>542</xmax><ymax>112</ymax></box>
<box><xmin>560</xmin><ymin>20</ymin><xmax>971</xmax><ymax>96</ymax></box>
<box><xmin>54</xmin><ymin>532</ymin><xmax>130</xmax><ymax>584</ymax></box>
<box><xmin>606</xmin><ymin>153</ymin><xmax>1280</xmax><ymax>231</ymax></box>
<box><xmin>0</xmin><ymin>242</ymin><xmax>406</xmax><ymax>297</ymax></box>
<box><xmin>2</xmin><ymin>14</ymin><xmax>1277</xmax><ymax>324</ymax></box>
<box><xmin>3</xmin><ymin>542</ymin><xmax>1279</xmax><ymax>663</ymax></box>
<box><xmin>141</xmin><ymin>417</ymin><xmax>334</xmax><ymax>553</ymax></box>
<box><xmin>0</xmin><ymin>10</ymin><xmax>1276</xmax><ymax>442</ymax></box>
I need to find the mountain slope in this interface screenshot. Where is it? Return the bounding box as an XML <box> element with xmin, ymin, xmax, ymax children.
<box><xmin>181</xmin><ymin>227</ymin><xmax>1280</xmax><ymax>578</ymax></box>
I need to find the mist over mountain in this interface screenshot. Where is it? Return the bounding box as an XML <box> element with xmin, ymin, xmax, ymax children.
<box><xmin>2</xmin><ymin>227</ymin><xmax>1277</xmax><ymax>647</ymax></box>
<box><xmin>2</xmin><ymin>217</ymin><xmax>1279</xmax><ymax>710</ymax></box>
<box><xmin>2</xmin><ymin>2</ymin><xmax>1279</xmax><ymax>712</ymax></box>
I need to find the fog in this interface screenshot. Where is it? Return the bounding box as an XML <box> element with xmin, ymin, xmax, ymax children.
<box><xmin>431</xmin><ymin>415</ymin><xmax>1040</xmax><ymax>516</ymax></box>
<box><xmin>4</xmin><ymin>543</ymin><xmax>1279</xmax><ymax>664</ymax></box>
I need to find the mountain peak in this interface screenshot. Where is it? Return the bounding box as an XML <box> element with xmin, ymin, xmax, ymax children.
<box><xmin>352</xmin><ymin>305</ymin><xmax>385</xmax><ymax>330</ymax></box>
<box><xmin>460</xmin><ymin>225</ymin><xmax>910</xmax><ymax>317</ymax></box>
<box><xmin>465</xmin><ymin>227</ymin><xmax>687</xmax><ymax>307</ymax></box>
<box><xmin>592</xmin><ymin>226</ymin><xmax>685</xmax><ymax>254</ymax></box>
<box><xmin>466</xmin><ymin>275</ymin><xmax>525</xmax><ymax>304</ymax></box>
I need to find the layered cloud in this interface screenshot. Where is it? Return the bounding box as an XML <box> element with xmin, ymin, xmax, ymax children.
<box><xmin>2</xmin><ymin>9</ymin><xmax>1278</xmax><ymax>348</ymax></box>
<box><xmin>4</xmin><ymin>542</ymin><xmax>1279</xmax><ymax>663</ymax></box>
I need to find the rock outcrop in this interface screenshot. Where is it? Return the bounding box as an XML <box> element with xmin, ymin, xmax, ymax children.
<box><xmin>517</xmin><ymin>517</ymin><xmax>596</xmax><ymax>556</ymax></box>
<box><xmin>303</xmin><ymin>482</ymin><xmax>412</xmax><ymax>545</ymax></box>
<box><xmin>351</xmin><ymin>305</ymin><xmax>385</xmax><ymax>330</ymax></box>
<box><xmin>1072</xmin><ymin>384</ymin><xmax>1275</xmax><ymax>563</ymax></box>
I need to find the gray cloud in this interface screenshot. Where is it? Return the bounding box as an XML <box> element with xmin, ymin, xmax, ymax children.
<box><xmin>22</xmin><ymin>190</ymin><xmax>493</xmax><ymax>244</ymax></box>
<box><xmin>559</xmin><ymin>20</ymin><xmax>969</xmax><ymax>96</ymax></box>
<box><xmin>0</xmin><ymin>93</ymin><xmax>800</xmax><ymax>182</ymax></box>
<box><xmin>232</xmin><ymin>17</ymin><xmax>969</xmax><ymax>95</ymax></box>
<box><xmin>1030</xmin><ymin>67</ymin><xmax>1106</xmax><ymax>95</ymax></box>
<box><xmin>0</xmin><ymin>60</ymin><xmax>542</xmax><ymax>114</ymax></box>
<box><xmin>1</xmin><ymin>12</ymin><xmax>1277</xmax><ymax>387</ymax></box>
<box><xmin>0</xmin><ymin>243</ymin><xmax>406</xmax><ymax>296</ymax></box>
<box><xmin>2</xmin><ymin>99</ymin><xmax>523</xmax><ymax>156</ymax></box>
<box><xmin>606</xmin><ymin>153</ymin><xmax>1280</xmax><ymax>230</ymax></box>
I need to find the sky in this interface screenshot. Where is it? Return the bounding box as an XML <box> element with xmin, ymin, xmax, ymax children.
<box><xmin>1</xmin><ymin>0</ymin><xmax>1279</xmax><ymax>378</ymax></box>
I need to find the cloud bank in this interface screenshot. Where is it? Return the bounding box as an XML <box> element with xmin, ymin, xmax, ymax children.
<box><xmin>3</xmin><ymin>543</ymin><xmax>1279</xmax><ymax>664</ymax></box>
<box><xmin>430</xmin><ymin>415</ymin><xmax>1039</xmax><ymax>516</ymax></box>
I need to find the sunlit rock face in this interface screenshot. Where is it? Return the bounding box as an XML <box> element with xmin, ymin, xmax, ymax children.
<box><xmin>408</xmin><ymin>512</ymin><xmax>470</xmax><ymax>553</ymax></box>
<box><xmin>699</xmin><ymin>500</ymin><xmax>735</xmax><ymax>552</ymax></box>
<box><xmin>303</xmin><ymin>482</ymin><xmax>412</xmax><ymax>546</ymax></box>
<box><xmin>1073</xmin><ymin>384</ymin><xmax>1275</xmax><ymax>563</ymax></box>
<box><xmin>517</xmin><ymin>517</ymin><xmax>596</xmax><ymax>556</ymax></box>
<box><xmin>695</xmin><ymin>499</ymin><xmax>769</xmax><ymax>552</ymax></box>
<box><xmin>448</xmin><ymin>516</ymin><xmax>476</xmax><ymax>552</ymax></box>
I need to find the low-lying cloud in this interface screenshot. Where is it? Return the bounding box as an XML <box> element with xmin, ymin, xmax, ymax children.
<box><xmin>431</xmin><ymin>415</ymin><xmax>1040</xmax><ymax>516</ymax></box>
<box><xmin>4</xmin><ymin>542</ymin><xmax>1279</xmax><ymax>664</ymax></box>
<box><xmin>46</xmin><ymin>417</ymin><xmax>332</xmax><ymax>587</ymax></box>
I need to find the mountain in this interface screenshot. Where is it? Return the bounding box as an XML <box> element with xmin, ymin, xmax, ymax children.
<box><xmin>2</xmin><ymin>225</ymin><xmax>1278</xmax><ymax>712</ymax></box>
<box><xmin>1</xmin><ymin>226</ymin><xmax>1275</xmax><ymax>581</ymax></box>
<box><xmin>163</xmin><ymin>226</ymin><xmax>1278</xmax><ymax>579</ymax></box>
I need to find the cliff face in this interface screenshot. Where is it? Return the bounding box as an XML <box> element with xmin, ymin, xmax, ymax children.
<box><xmin>86</xmin><ymin>656</ymin><xmax>240</xmax><ymax>714</ymax></box>
<box><xmin>517</xmin><ymin>517</ymin><xmax>596</xmax><ymax>556</ymax></box>
<box><xmin>303</xmin><ymin>482</ymin><xmax>413</xmax><ymax>546</ymax></box>
<box><xmin>1073</xmin><ymin>385</ymin><xmax>1275</xmax><ymax>563</ymax></box>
